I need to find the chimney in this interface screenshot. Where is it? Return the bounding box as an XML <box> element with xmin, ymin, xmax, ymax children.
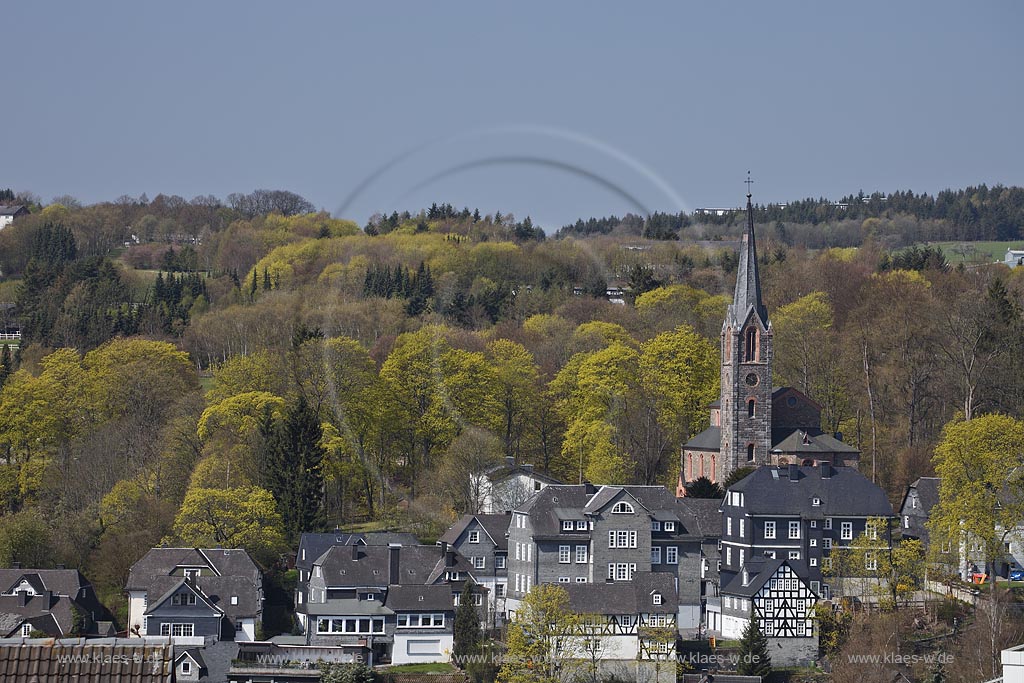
<box><xmin>522</xmin><ymin>464</ymin><xmax>534</xmax><ymax>473</ymax></box>
<box><xmin>505</xmin><ymin>456</ymin><xmax>515</xmax><ymax>467</ymax></box>
<box><xmin>351</xmin><ymin>544</ymin><xmax>360</xmax><ymax>561</ymax></box>
<box><xmin>788</xmin><ymin>464</ymin><xmax>799</xmax><ymax>481</ymax></box>
<box><xmin>445</xmin><ymin>549</ymin><xmax>456</xmax><ymax>569</ymax></box>
<box><xmin>17</xmin><ymin>591</ymin><xmax>27</xmax><ymax>607</ymax></box>
<box><xmin>439</xmin><ymin>541</ymin><xmax>448</xmax><ymax>559</ymax></box>
<box><xmin>388</xmin><ymin>545</ymin><xmax>400</xmax><ymax>585</ymax></box>
<box><xmin>41</xmin><ymin>591</ymin><xmax>52</xmax><ymax>607</ymax></box>
<box><xmin>55</xmin><ymin>564</ymin><xmax>65</xmax><ymax>570</ymax></box>
<box><xmin>820</xmin><ymin>463</ymin><xmax>832</xmax><ymax>479</ymax></box>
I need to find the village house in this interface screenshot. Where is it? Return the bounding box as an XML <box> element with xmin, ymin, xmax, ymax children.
<box><xmin>438</xmin><ymin>512</ymin><xmax>510</xmax><ymax>627</ymax></box>
<box><xmin>0</xmin><ymin>565</ymin><xmax>113</xmax><ymax>638</ymax></box>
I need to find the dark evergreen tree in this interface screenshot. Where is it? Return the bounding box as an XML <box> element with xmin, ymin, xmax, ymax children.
<box><xmin>264</xmin><ymin>396</ymin><xmax>327</xmax><ymax>543</ymax></box>
<box><xmin>250</xmin><ymin>269</ymin><xmax>258</xmax><ymax>300</ymax></box>
<box><xmin>453</xmin><ymin>580</ymin><xmax>482</xmax><ymax>662</ymax></box>
<box><xmin>683</xmin><ymin>477</ymin><xmax>724</xmax><ymax>499</ymax></box>
<box><xmin>0</xmin><ymin>345</ymin><xmax>11</xmax><ymax>388</ymax></box>
<box><xmin>737</xmin><ymin>613</ymin><xmax>771</xmax><ymax>677</ymax></box>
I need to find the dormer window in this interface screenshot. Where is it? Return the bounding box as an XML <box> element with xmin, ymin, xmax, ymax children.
<box><xmin>183</xmin><ymin>568</ymin><xmax>201</xmax><ymax>580</ymax></box>
<box><xmin>812</xmin><ymin>497</ymin><xmax>821</xmax><ymax>506</ymax></box>
<box><xmin>664</xmin><ymin>521</ymin><xmax>675</xmax><ymax>532</ymax></box>
<box><xmin>611</xmin><ymin>502</ymin><xmax>634</xmax><ymax>514</ymax></box>
<box><xmin>742</xmin><ymin>570</ymin><xmax>750</xmax><ymax>586</ymax></box>
<box><xmin>576</xmin><ymin>520</ymin><xmax>587</xmax><ymax>531</ymax></box>
<box><xmin>21</xmin><ymin>623</ymin><xmax>31</xmax><ymax>637</ymax></box>
<box><xmin>651</xmin><ymin>521</ymin><xmax>661</xmax><ymax>531</ymax></box>
<box><xmin>652</xmin><ymin>593</ymin><xmax>663</xmax><ymax>605</ymax></box>
<box><xmin>562</xmin><ymin>521</ymin><xmax>573</xmax><ymax>532</ymax></box>
<box><xmin>468</xmin><ymin>531</ymin><xmax>480</xmax><ymax>543</ymax></box>
<box><xmin>231</xmin><ymin>596</ymin><xmax>238</xmax><ymax>605</ymax></box>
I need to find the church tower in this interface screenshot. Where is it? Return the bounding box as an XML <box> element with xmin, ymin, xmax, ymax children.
<box><xmin>717</xmin><ymin>190</ymin><xmax>773</xmax><ymax>482</ymax></box>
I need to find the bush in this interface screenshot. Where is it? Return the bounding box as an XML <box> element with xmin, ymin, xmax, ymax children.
<box><xmin>319</xmin><ymin>662</ymin><xmax>376</xmax><ymax>683</ymax></box>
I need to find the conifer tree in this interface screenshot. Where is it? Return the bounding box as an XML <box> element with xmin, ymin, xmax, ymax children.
<box><xmin>263</xmin><ymin>396</ymin><xmax>326</xmax><ymax>542</ymax></box>
<box><xmin>737</xmin><ymin>613</ymin><xmax>772</xmax><ymax>677</ymax></box>
<box><xmin>453</xmin><ymin>580</ymin><xmax>481</xmax><ymax>662</ymax></box>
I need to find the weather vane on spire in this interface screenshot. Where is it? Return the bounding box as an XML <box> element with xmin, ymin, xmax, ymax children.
<box><xmin>745</xmin><ymin>171</ymin><xmax>753</xmax><ymax>198</ymax></box>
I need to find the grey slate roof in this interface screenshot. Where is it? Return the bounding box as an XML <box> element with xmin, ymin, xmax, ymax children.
<box><xmin>363</xmin><ymin>532</ymin><xmax>420</xmax><ymax>546</ymax></box>
<box><xmin>720</xmin><ymin>557</ymin><xmax>811</xmax><ymax>597</ymax></box>
<box><xmin>771</xmin><ymin>428</ymin><xmax>860</xmax><ymax>454</ymax></box>
<box><xmin>0</xmin><ymin>568</ymin><xmax>91</xmax><ymax>598</ymax></box>
<box><xmin>562</xmin><ymin>572</ymin><xmax>677</xmax><ymax>615</ymax></box>
<box><xmin>126</xmin><ymin>548</ymin><xmax>262</xmax><ymax>620</ymax></box>
<box><xmin>0</xmin><ymin>639</ymin><xmax>174</xmax><ymax>682</ymax></box>
<box><xmin>684</xmin><ymin>426</ymin><xmax>721</xmax><ymax>451</ymax></box>
<box><xmin>0</xmin><ymin>613</ymin><xmax>22</xmax><ymax>637</ymax></box>
<box><xmin>726</xmin><ymin>197</ymin><xmax>768</xmax><ymax>328</ymax></box>
<box><xmin>385</xmin><ymin>584</ymin><xmax>456</xmax><ymax>612</ymax></box>
<box><xmin>299</xmin><ymin>598</ymin><xmax>393</xmax><ymax>617</ymax></box>
<box><xmin>0</xmin><ymin>594</ymin><xmax>76</xmax><ymax>636</ymax></box>
<box><xmin>439</xmin><ymin>513</ymin><xmax>511</xmax><ymax>549</ymax></box>
<box><xmin>315</xmin><ymin>545</ymin><xmax>474</xmax><ymax>589</ymax></box>
<box><xmin>728</xmin><ymin>465</ymin><xmax>893</xmax><ymax>518</ymax></box>
<box><xmin>678</xmin><ymin>498</ymin><xmax>723</xmax><ymax>538</ymax></box>
<box><xmin>483</xmin><ymin>459</ymin><xmax>562</xmax><ymax>485</ymax></box>
<box><xmin>0</xmin><ymin>205</ymin><xmax>27</xmax><ymax>216</ymax></box>
<box><xmin>297</xmin><ymin>533</ymin><xmax>364</xmax><ymax>573</ymax></box>
<box><xmin>905</xmin><ymin>477</ymin><xmax>940</xmax><ymax>513</ymax></box>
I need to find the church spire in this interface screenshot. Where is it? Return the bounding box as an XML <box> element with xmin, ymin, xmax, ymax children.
<box><xmin>728</xmin><ymin>173</ymin><xmax>768</xmax><ymax>327</ymax></box>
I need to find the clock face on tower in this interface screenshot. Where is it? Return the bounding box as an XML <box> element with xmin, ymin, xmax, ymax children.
<box><xmin>745</xmin><ymin>373</ymin><xmax>759</xmax><ymax>387</ymax></box>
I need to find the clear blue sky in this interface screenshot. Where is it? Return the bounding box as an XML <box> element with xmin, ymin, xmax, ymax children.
<box><xmin>6</xmin><ymin>1</ymin><xmax>1022</xmax><ymax>229</ymax></box>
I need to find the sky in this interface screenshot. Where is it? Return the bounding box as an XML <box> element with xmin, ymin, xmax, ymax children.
<box><xmin>5</xmin><ymin>1</ymin><xmax>1022</xmax><ymax>230</ymax></box>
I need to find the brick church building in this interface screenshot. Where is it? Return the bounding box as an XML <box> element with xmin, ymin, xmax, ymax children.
<box><xmin>678</xmin><ymin>193</ymin><xmax>860</xmax><ymax>494</ymax></box>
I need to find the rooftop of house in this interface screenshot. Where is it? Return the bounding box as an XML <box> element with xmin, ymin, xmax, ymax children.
<box><xmin>0</xmin><ymin>205</ymin><xmax>27</xmax><ymax>217</ymax></box>
<box><xmin>727</xmin><ymin>464</ymin><xmax>893</xmax><ymax>518</ymax></box>
<box><xmin>312</xmin><ymin>544</ymin><xmax>474</xmax><ymax>589</ymax></box>
<box><xmin>900</xmin><ymin>476</ymin><xmax>941</xmax><ymax>514</ymax></box>
<box><xmin>0</xmin><ymin>568</ymin><xmax>91</xmax><ymax>598</ymax></box>
<box><xmin>721</xmin><ymin>557</ymin><xmax>811</xmax><ymax>598</ymax></box>
<box><xmin>126</xmin><ymin>548</ymin><xmax>262</xmax><ymax>620</ymax></box>
<box><xmin>515</xmin><ymin>484</ymin><xmax>704</xmax><ymax>540</ymax></box>
<box><xmin>439</xmin><ymin>512</ymin><xmax>512</xmax><ymax>550</ymax></box>
<box><xmin>384</xmin><ymin>584</ymin><xmax>457</xmax><ymax>612</ymax></box>
<box><xmin>562</xmin><ymin>571</ymin><xmax>677</xmax><ymax>615</ymax></box>
<box><xmin>0</xmin><ymin>639</ymin><xmax>174</xmax><ymax>682</ymax></box>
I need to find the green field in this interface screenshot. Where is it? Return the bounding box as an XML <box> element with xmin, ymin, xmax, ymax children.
<box><xmin>919</xmin><ymin>240</ymin><xmax>1024</xmax><ymax>264</ymax></box>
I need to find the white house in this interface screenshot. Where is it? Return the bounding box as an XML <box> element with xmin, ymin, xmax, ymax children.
<box><xmin>1005</xmin><ymin>249</ymin><xmax>1024</xmax><ymax>268</ymax></box>
<box><xmin>471</xmin><ymin>457</ymin><xmax>562</xmax><ymax>514</ymax></box>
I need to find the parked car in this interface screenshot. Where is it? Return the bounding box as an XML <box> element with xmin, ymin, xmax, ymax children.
<box><xmin>1009</xmin><ymin>569</ymin><xmax>1024</xmax><ymax>581</ymax></box>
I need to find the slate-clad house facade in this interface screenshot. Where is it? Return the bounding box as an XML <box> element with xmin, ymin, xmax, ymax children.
<box><xmin>126</xmin><ymin>548</ymin><xmax>263</xmax><ymax>643</ymax></box>
<box><xmin>438</xmin><ymin>512</ymin><xmax>510</xmax><ymax>626</ymax></box>
<box><xmin>0</xmin><ymin>567</ymin><xmax>112</xmax><ymax>638</ymax></box>
<box><xmin>720</xmin><ymin>464</ymin><xmax>894</xmax><ymax>599</ymax></box>
<box><xmin>506</xmin><ymin>484</ymin><xmax>703</xmax><ymax>630</ymax></box>
<box><xmin>299</xmin><ymin>543</ymin><xmax>480</xmax><ymax>664</ymax></box>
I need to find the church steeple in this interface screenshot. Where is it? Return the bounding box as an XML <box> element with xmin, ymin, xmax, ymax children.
<box><xmin>727</xmin><ymin>179</ymin><xmax>768</xmax><ymax>328</ymax></box>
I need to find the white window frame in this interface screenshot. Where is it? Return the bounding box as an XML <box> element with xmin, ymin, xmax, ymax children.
<box><xmin>468</xmin><ymin>530</ymin><xmax>480</xmax><ymax>543</ymax></box>
<box><xmin>764</xmin><ymin>521</ymin><xmax>775</xmax><ymax>539</ymax></box>
<box><xmin>666</xmin><ymin>546</ymin><xmax>678</xmax><ymax>564</ymax></box>
<box><xmin>472</xmin><ymin>556</ymin><xmax>485</xmax><ymax>570</ymax></box>
<box><xmin>664</xmin><ymin>521</ymin><xmax>675</xmax><ymax>532</ymax></box>
<box><xmin>825</xmin><ymin>517</ymin><xmax>833</xmax><ymax>530</ymax></box>
<box><xmin>575</xmin><ymin>545</ymin><xmax>587</xmax><ymax>564</ymax></box>
<box><xmin>865</xmin><ymin>552</ymin><xmax>878</xmax><ymax>571</ymax></box>
<box><xmin>559</xmin><ymin>546</ymin><xmax>571</xmax><ymax>564</ymax></box>
<box><xmin>576</xmin><ymin>520</ymin><xmax>587</xmax><ymax>531</ymax></box>
<box><xmin>576</xmin><ymin>577</ymin><xmax>587</xmax><ymax>583</ymax></box>
<box><xmin>841</xmin><ymin>522</ymin><xmax>853</xmax><ymax>541</ymax></box>
<box><xmin>611</xmin><ymin>501</ymin><xmax>635</xmax><ymax>514</ymax></box>
<box><xmin>651</xmin><ymin>546</ymin><xmax>662</xmax><ymax>565</ymax></box>
<box><xmin>789</xmin><ymin>521</ymin><xmax>801</xmax><ymax>539</ymax></box>
<box><xmin>562</xmin><ymin>520</ymin><xmax>573</xmax><ymax>532</ymax></box>
<box><xmin>495</xmin><ymin>556</ymin><xmax>506</xmax><ymax>569</ymax></box>
<box><xmin>651</xmin><ymin>520</ymin><xmax>661</xmax><ymax>531</ymax></box>
<box><xmin>788</xmin><ymin>551</ymin><xmax>800</xmax><ymax>560</ymax></box>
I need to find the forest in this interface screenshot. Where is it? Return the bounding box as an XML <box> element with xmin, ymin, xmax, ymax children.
<box><xmin>0</xmin><ymin>185</ymin><xmax>1022</xmax><ymax>624</ymax></box>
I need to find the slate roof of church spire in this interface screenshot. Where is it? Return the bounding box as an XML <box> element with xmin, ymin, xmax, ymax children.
<box><xmin>727</xmin><ymin>190</ymin><xmax>769</xmax><ymax>328</ymax></box>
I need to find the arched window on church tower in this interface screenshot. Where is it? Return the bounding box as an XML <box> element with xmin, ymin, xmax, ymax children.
<box><xmin>747</xmin><ymin>399</ymin><xmax>755</xmax><ymax>418</ymax></box>
<box><xmin>725</xmin><ymin>328</ymin><xmax>732</xmax><ymax>359</ymax></box>
<box><xmin>744</xmin><ymin>327</ymin><xmax>758</xmax><ymax>362</ymax></box>
<box><xmin>747</xmin><ymin>444</ymin><xmax>755</xmax><ymax>461</ymax></box>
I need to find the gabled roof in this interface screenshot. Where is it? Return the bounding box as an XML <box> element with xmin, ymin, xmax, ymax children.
<box><xmin>678</xmin><ymin>498</ymin><xmax>724</xmax><ymax>538</ymax></box>
<box><xmin>728</xmin><ymin>465</ymin><xmax>893</xmax><ymax>518</ymax></box>
<box><xmin>902</xmin><ymin>477</ymin><xmax>940</xmax><ymax>513</ymax></box>
<box><xmin>175</xmin><ymin>647</ymin><xmax>206</xmax><ymax>670</ymax></box>
<box><xmin>517</xmin><ymin>485</ymin><xmax>699</xmax><ymax>538</ymax></box>
<box><xmin>0</xmin><ymin>613</ymin><xmax>23</xmax><ymax>638</ymax></box>
<box><xmin>483</xmin><ymin>458</ymin><xmax>562</xmax><ymax>486</ymax></box>
<box><xmin>771</xmin><ymin>428</ymin><xmax>860</xmax><ymax>454</ymax></box>
<box><xmin>385</xmin><ymin>584</ymin><xmax>456</xmax><ymax>612</ymax></box>
<box><xmin>721</xmin><ymin>558</ymin><xmax>811</xmax><ymax>598</ymax></box>
<box><xmin>315</xmin><ymin>545</ymin><xmax>475</xmax><ymax>589</ymax></box>
<box><xmin>562</xmin><ymin>572</ymin><xmax>677</xmax><ymax>615</ymax></box>
<box><xmin>0</xmin><ymin>206</ymin><xmax>27</xmax><ymax>216</ymax></box>
<box><xmin>0</xmin><ymin>569</ymin><xmax>90</xmax><ymax>598</ymax></box>
<box><xmin>127</xmin><ymin>549</ymin><xmax>262</xmax><ymax>620</ymax></box>
<box><xmin>363</xmin><ymin>532</ymin><xmax>420</xmax><ymax>546</ymax></box>
<box><xmin>0</xmin><ymin>593</ymin><xmax>75</xmax><ymax>637</ymax></box>
<box><xmin>144</xmin><ymin>579</ymin><xmax>222</xmax><ymax>616</ymax></box>
<box><xmin>439</xmin><ymin>513</ymin><xmax>511</xmax><ymax>550</ymax></box>
<box><xmin>296</xmin><ymin>533</ymin><xmax>365</xmax><ymax>573</ymax></box>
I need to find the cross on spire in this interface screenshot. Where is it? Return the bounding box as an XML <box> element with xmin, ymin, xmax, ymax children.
<box><xmin>745</xmin><ymin>171</ymin><xmax>753</xmax><ymax>198</ymax></box>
